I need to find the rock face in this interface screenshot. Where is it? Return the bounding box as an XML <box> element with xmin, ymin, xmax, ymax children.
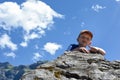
<box><xmin>21</xmin><ymin>51</ymin><xmax>120</xmax><ymax>80</ymax></box>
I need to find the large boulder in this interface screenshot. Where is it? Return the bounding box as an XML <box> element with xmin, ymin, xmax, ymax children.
<box><xmin>21</xmin><ymin>51</ymin><xmax>120</xmax><ymax>80</ymax></box>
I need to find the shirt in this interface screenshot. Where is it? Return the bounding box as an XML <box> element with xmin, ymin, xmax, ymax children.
<box><xmin>66</xmin><ymin>44</ymin><xmax>79</xmax><ymax>51</ymax></box>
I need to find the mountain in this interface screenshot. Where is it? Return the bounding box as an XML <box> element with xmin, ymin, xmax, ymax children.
<box><xmin>0</xmin><ymin>61</ymin><xmax>47</xmax><ymax>80</ymax></box>
<box><xmin>21</xmin><ymin>51</ymin><xmax>120</xmax><ymax>80</ymax></box>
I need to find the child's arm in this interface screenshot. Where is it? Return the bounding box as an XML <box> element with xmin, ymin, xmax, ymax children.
<box><xmin>89</xmin><ymin>46</ymin><xmax>106</xmax><ymax>55</ymax></box>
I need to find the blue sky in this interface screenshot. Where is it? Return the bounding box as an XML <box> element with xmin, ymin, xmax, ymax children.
<box><xmin>0</xmin><ymin>0</ymin><xmax>120</xmax><ymax>65</ymax></box>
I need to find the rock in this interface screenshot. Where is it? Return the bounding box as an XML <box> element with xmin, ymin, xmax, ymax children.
<box><xmin>21</xmin><ymin>51</ymin><xmax>120</xmax><ymax>80</ymax></box>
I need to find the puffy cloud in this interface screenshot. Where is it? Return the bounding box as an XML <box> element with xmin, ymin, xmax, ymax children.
<box><xmin>43</xmin><ymin>42</ymin><xmax>62</xmax><ymax>55</ymax></box>
<box><xmin>32</xmin><ymin>52</ymin><xmax>42</xmax><ymax>62</ymax></box>
<box><xmin>24</xmin><ymin>32</ymin><xmax>40</xmax><ymax>41</ymax></box>
<box><xmin>20</xmin><ymin>42</ymin><xmax>28</xmax><ymax>47</ymax></box>
<box><xmin>92</xmin><ymin>4</ymin><xmax>106</xmax><ymax>12</ymax></box>
<box><xmin>0</xmin><ymin>0</ymin><xmax>63</xmax><ymax>47</ymax></box>
<box><xmin>4</xmin><ymin>52</ymin><xmax>16</xmax><ymax>58</ymax></box>
<box><xmin>0</xmin><ymin>34</ymin><xmax>17</xmax><ymax>51</ymax></box>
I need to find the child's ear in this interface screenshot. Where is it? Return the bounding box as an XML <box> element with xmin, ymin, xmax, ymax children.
<box><xmin>77</xmin><ymin>38</ymin><xmax>79</xmax><ymax>42</ymax></box>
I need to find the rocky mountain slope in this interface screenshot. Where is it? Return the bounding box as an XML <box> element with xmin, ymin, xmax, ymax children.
<box><xmin>21</xmin><ymin>51</ymin><xmax>120</xmax><ymax>80</ymax></box>
<box><xmin>0</xmin><ymin>61</ymin><xmax>47</xmax><ymax>80</ymax></box>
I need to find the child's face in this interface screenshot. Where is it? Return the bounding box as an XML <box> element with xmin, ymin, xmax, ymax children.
<box><xmin>77</xmin><ymin>33</ymin><xmax>92</xmax><ymax>47</ymax></box>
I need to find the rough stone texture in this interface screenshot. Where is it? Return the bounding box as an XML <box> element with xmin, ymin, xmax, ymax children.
<box><xmin>21</xmin><ymin>51</ymin><xmax>120</xmax><ymax>80</ymax></box>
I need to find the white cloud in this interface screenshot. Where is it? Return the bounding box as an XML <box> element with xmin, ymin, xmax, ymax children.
<box><xmin>92</xmin><ymin>4</ymin><xmax>106</xmax><ymax>12</ymax></box>
<box><xmin>0</xmin><ymin>34</ymin><xmax>17</xmax><ymax>51</ymax></box>
<box><xmin>4</xmin><ymin>52</ymin><xmax>16</xmax><ymax>58</ymax></box>
<box><xmin>24</xmin><ymin>32</ymin><xmax>40</xmax><ymax>42</ymax></box>
<box><xmin>32</xmin><ymin>52</ymin><xmax>42</xmax><ymax>62</ymax></box>
<box><xmin>43</xmin><ymin>42</ymin><xmax>62</xmax><ymax>55</ymax></box>
<box><xmin>116</xmin><ymin>0</ymin><xmax>120</xmax><ymax>2</ymax></box>
<box><xmin>20</xmin><ymin>42</ymin><xmax>28</xmax><ymax>47</ymax></box>
<box><xmin>0</xmin><ymin>0</ymin><xmax>63</xmax><ymax>47</ymax></box>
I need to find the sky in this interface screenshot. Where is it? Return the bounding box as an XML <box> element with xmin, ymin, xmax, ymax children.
<box><xmin>0</xmin><ymin>0</ymin><xmax>120</xmax><ymax>66</ymax></box>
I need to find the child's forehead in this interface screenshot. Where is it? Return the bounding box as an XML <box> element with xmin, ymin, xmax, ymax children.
<box><xmin>80</xmin><ymin>30</ymin><xmax>93</xmax><ymax>38</ymax></box>
<box><xmin>80</xmin><ymin>33</ymin><xmax>92</xmax><ymax>39</ymax></box>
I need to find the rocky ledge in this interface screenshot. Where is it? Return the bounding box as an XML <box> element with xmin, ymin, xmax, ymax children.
<box><xmin>21</xmin><ymin>51</ymin><xmax>120</xmax><ymax>80</ymax></box>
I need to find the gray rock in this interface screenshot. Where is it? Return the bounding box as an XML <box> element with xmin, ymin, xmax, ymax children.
<box><xmin>21</xmin><ymin>51</ymin><xmax>120</xmax><ymax>80</ymax></box>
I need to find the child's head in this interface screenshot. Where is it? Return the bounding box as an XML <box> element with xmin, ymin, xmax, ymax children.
<box><xmin>77</xmin><ymin>30</ymin><xmax>93</xmax><ymax>47</ymax></box>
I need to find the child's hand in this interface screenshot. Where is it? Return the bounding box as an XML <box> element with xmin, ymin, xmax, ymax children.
<box><xmin>73</xmin><ymin>47</ymin><xmax>89</xmax><ymax>53</ymax></box>
<box><xmin>88</xmin><ymin>46</ymin><xmax>98</xmax><ymax>53</ymax></box>
<box><xmin>78</xmin><ymin>47</ymin><xmax>90</xmax><ymax>53</ymax></box>
<box><xmin>88</xmin><ymin>46</ymin><xmax>106</xmax><ymax>55</ymax></box>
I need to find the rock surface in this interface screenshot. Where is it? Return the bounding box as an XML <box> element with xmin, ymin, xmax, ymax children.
<box><xmin>21</xmin><ymin>51</ymin><xmax>120</xmax><ymax>80</ymax></box>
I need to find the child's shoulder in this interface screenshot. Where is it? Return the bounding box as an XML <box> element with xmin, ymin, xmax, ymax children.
<box><xmin>66</xmin><ymin>44</ymin><xmax>79</xmax><ymax>51</ymax></box>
